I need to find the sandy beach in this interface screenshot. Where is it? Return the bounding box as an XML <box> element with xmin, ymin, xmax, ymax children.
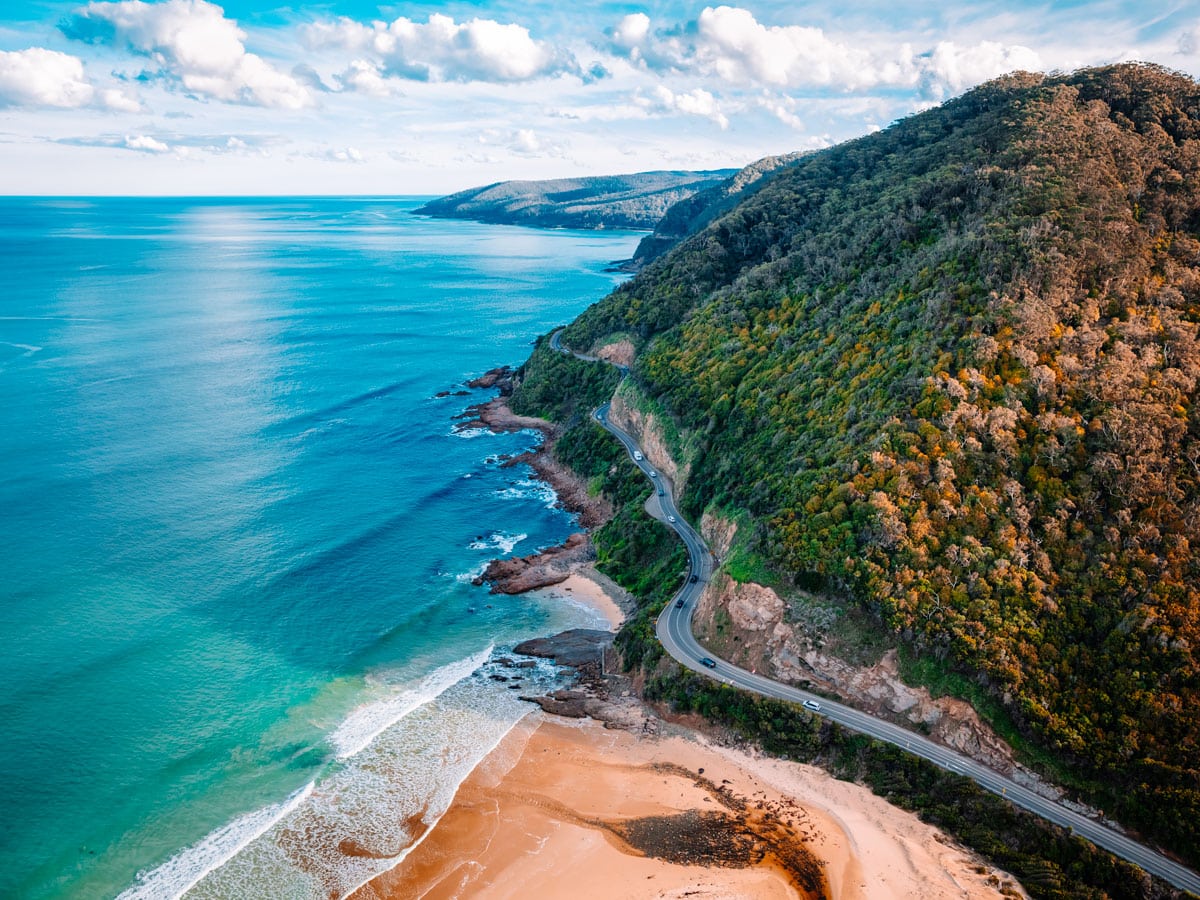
<box><xmin>347</xmin><ymin>563</ymin><xmax>1023</xmax><ymax>900</ymax></box>
<box><xmin>345</xmin><ymin>527</ymin><xmax>1023</xmax><ymax>900</ymax></box>
<box><xmin>351</xmin><ymin>714</ymin><xmax>1024</xmax><ymax>900</ymax></box>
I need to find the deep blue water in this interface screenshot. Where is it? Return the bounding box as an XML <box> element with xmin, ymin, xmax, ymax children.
<box><xmin>0</xmin><ymin>198</ymin><xmax>637</xmax><ymax>898</ymax></box>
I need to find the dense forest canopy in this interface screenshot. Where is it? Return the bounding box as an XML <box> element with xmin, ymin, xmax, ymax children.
<box><xmin>414</xmin><ymin>169</ymin><xmax>734</xmax><ymax>230</ymax></box>
<box><xmin>561</xmin><ymin>63</ymin><xmax>1200</xmax><ymax>857</ymax></box>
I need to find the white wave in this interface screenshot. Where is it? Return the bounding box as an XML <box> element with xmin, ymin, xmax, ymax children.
<box><xmin>335</xmin><ymin>713</ymin><xmax>529</xmax><ymax>900</ymax></box>
<box><xmin>450</xmin><ymin>427</ymin><xmax>490</xmax><ymax>439</ymax></box>
<box><xmin>328</xmin><ymin>646</ymin><xmax>494</xmax><ymax>759</ymax></box>
<box><xmin>116</xmin><ymin>782</ymin><xmax>315</xmax><ymax>900</ymax></box>
<box><xmin>453</xmin><ymin>561</ymin><xmax>489</xmax><ymax>584</ymax></box>
<box><xmin>467</xmin><ymin>531</ymin><xmax>527</xmax><ymax>555</ymax></box>
<box><xmin>495</xmin><ymin>480</ymin><xmax>558</xmax><ymax>509</ymax></box>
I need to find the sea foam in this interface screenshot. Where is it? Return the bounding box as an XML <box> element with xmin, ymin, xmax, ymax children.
<box><xmin>184</xmin><ymin>652</ymin><xmax>570</xmax><ymax>900</ymax></box>
<box><xmin>468</xmin><ymin>531</ymin><xmax>527</xmax><ymax>555</ymax></box>
<box><xmin>115</xmin><ymin>782</ymin><xmax>315</xmax><ymax>900</ymax></box>
<box><xmin>328</xmin><ymin>645</ymin><xmax>494</xmax><ymax>759</ymax></box>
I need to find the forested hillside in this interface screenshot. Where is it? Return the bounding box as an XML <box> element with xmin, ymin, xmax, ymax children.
<box><xmin>560</xmin><ymin>63</ymin><xmax>1200</xmax><ymax>860</ymax></box>
<box><xmin>414</xmin><ymin>169</ymin><xmax>734</xmax><ymax>230</ymax></box>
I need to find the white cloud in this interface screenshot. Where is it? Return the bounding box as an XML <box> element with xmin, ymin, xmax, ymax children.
<box><xmin>475</xmin><ymin>127</ymin><xmax>566</xmax><ymax>158</ymax></box>
<box><xmin>320</xmin><ymin>146</ymin><xmax>364</xmax><ymax>163</ymax></box>
<box><xmin>124</xmin><ymin>133</ymin><xmax>171</xmax><ymax>152</ymax></box>
<box><xmin>921</xmin><ymin>40</ymin><xmax>1042</xmax><ymax>98</ymax></box>
<box><xmin>306</xmin><ymin>13</ymin><xmax>579</xmax><ymax>84</ymax></box>
<box><xmin>757</xmin><ymin>93</ymin><xmax>804</xmax><ymax>129</ymax></box>
<box><xmin>608</xmin><ymin>6</ymin><xmax>1042</xmax><ymax>97</ymax></box>
<box><xmin>336</xmin><ymin>59</ymin><xmax>403</xmax><ymax>97</ymax></box>
<box><xmin>0</xmin><ymin>47</ymin><xmax>96</xmax><ymax>108</ymax></box>
<box><xmin>99</xmin><ymin>87</ymin><xmax>143</xmax><ymax>111</ymax></box>
<box><xmin>63</xmin><ymin>0</ymin><xmax>313</xmax><ymax>109</ymax></box>
<box><xmin>608</xmin><ymin>13</ymin><xmax>650</xmax><ymax>57</ymax></box>
<box><xmin>638</xmin><ymin>85</ymin><xmax>729</xmax><ymax>129</ymax></box>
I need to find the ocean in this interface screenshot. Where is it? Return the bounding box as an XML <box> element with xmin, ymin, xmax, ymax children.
<box><xmin>0</xmin><ymin>197</ymin><xmax>638</xmax><ymax>898</ymax></box>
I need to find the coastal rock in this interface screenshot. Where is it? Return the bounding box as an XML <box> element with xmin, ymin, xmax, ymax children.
<box><xmin>455</xmin><ymin>396</ymin><xmax>552</xmax><ymax>435</ymax></box>
<box><xmin>475</xmin><ymin>533</ymin><xmax>592</xmax><ymax>594</ymax></box>
<box><xmin>514</xmin><ymin>627</ymin><xmax>613</xmax><ymax>670</ymax></box>
<box><xmin>467</xmin><ymin>366</ymin><xmax>516</xmax><ymax>392</ymax></box>
<box><xmin>504</xmin><ymin>447</ymin><xmax>612</xmax><ymax>529</ymax></box>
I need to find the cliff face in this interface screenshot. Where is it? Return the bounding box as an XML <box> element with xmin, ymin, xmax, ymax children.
<box><xmin>559</xmin><ymin>63</ymin><xmax>1200</xmax><ymax>858</ymax></box>
<box><xmin>414</xmin><ymin>170</ymin><xmax>735</xmax><ymax>231</ymax></box>
<box><xmin>608</xmin><ymin>392</ymin><xmax>690</xmax><ymax>492</ymax></box>
<box><xmin>692</xmin><ymin>572</ymin><xmax>1022</xmax><ymax>775</ymax></box>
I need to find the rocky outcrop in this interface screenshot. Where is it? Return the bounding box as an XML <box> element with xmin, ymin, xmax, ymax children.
<box><xmin>515</xmin><ymin>629</ymin><xmax>660</xmax><ymax>731</ymax></box>
<box><xmin>515</xmin><ymin>628</ymin><xmax>613</xmax><ymax>671</ymax></box>
<box><xmin>466</xmin><ymin>365</ymin><xmax>516</xmax><ymax>391</ymax></box>
<box><xmin>454</xmin><ymin>396</ymin><xmax>553</xmax><ymax>434</ymax></box>
<box><xmin>475</xmin><ymin>533</ymin><xmax>592</xmax><ymax>594</ymax></box>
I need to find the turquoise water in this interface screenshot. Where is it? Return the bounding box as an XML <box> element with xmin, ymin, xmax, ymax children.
<box><xmin>0</xmin><ymin>198</ymin><xmax>636</xmax><ymax>898</ymax></box>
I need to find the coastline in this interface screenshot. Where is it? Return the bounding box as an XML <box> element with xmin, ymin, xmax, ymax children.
<box><xmin>352</xmin><ymin>713</ymin><xmax>1027</xmax><ymax>900</ymax></box>
<box><xmin>373</xmin><ymin>374</ymin><xmax>1029</xmax><ymax>899</ymax></box>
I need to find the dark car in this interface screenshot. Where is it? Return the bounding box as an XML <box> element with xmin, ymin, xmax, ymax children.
<box><xmin>700</xmin><ymin>657</ymin><xmax>717</xmax><ymax>669</ymax></box>
<box><xmin>675</xmin><ymin>598</ymin><xmax>685</xmax><ymax>609</ymax></box>
<box><xmin>689</xmin><ymin>574</ymin><xmax>699</xmax><ymax>583</ymax></box>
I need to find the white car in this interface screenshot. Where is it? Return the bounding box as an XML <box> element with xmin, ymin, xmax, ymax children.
<box><xmin>667</xmin><ymin>515</ymin><xmax>676</xmax><ymax>523</ymax></box>
<box><xmin>802</xmin><ymin>699</ymin><xmax>821</xmax><ymax>712</ymax></box>
<box><xmin>649</xmin><ymin>470</ymin><xmax>657</xmax><ymax>477</ymax></box>
<box><xmin>633</xmin><ymin>450</ymin><xmax>643</xmax><ymax>461</ymax></box>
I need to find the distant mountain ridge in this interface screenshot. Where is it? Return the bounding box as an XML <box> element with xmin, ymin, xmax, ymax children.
<box><xmin>414</xmin><ymin>170</ymin><xmax>736</xmax><ymax>232</ymax></box>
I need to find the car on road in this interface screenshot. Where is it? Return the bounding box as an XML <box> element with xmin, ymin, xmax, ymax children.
<box><xmin>649</xmin><ymin>470</ymin><xmax>657</xmax><ymax>477</ymax></box>
<box><xmin>802</xmin><ymin>699</ymin><xmax>821</xmax><ymax>712</ymax></box>
<box><xmin>675</xmin><ymin>598</ymin><xmax>684</xmax><ymax>608</ymax></box>
<box><xmin>700</xmin><ymin>657</ymin><xmax>717</xmax><ymax>669</ymax></box>
<box><xmin>657</xmin><ymin>488</ymin><xmax>664</xmax><ymax>496</ymax></box>
<box><xmin>633</xmin><ymin>450</ymin><xmax>643</xmax><ymax>461</ymax></box>
<box><xmin>689</xmin><ymin>574</ymin><xmax>699</xmax><ymax>583</ymax></box>
<box><xmin>667</xmin><ymin>515</ymin><xmax>676</xmax><ymax>523</ymax></box>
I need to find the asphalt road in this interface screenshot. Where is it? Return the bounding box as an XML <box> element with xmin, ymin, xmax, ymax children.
<box><xmin>565</xmin><ymin>334</ymin><xmax>1200</xmax><ymax>894</ymax></box>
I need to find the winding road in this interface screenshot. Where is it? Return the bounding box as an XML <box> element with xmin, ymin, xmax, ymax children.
<box><xmin>551</xmin><ymin>329</ymin><xmax>1200</xmax><ymax>894</ymax></box>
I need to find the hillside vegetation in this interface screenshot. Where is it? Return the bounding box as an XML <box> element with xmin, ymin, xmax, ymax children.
<box><xmin>560</xmin><ymin>64</ymin><xmax>1200</xmax><ymax>860</ymax></box>
<box><xmin>414</xmin><ymin>169</ymin><xmax>734</xmax><ymax>230</ymax></box>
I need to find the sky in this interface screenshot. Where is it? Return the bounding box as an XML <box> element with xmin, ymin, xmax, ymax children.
<box><xmin>0</xmin><ymin>1</ymin><xmax>1197</xmax><ymax>195</ymax></box>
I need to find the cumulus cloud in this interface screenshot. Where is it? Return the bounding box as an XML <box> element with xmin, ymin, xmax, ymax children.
<box><xmin>62</xmin><ymin>0</ymin><xmax>313</xmax><ymax>109</ymax></box>
<box><xmin>124</xmin><ymin>133</ymin><xmax>171</xmax><ymax>152</ymax></box>
<box><xmin>0</xmin><ymin>47</ymin><xmax>137</xmax><ymax>110</ymax></box>
<box><xmin>608</xmin><ymin>6</ymin><xmax>1041</xmax><ymax>97</ymax></box>
<box><xmin>638</xmin><ymin>85</ymin><xmax>729</xmax><ymax>129</ymax></box>
<box><xmin>336</xmin><ymin>60</ymin><xmax>403</xmax><ymax>97</ymax></box>
<box><xmin>920</xmin><ymin>40</ymin><xmax>1042</xmax><ymax>98</ymax></box>
<box><xmin>306</xmin><ymin>13</ymin><xmax>579</xmax><ymax>85</ymax></box>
